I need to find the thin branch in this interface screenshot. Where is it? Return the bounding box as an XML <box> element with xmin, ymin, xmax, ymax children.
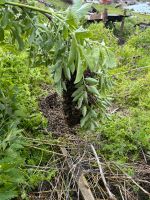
<box><xmin>91</xmin><ymin>144</ymin><xmax>117</xmax><ymax>200</ymax></box>
<box><xmin>114</xmin><ymin>163</ymin><xmax>150</xmax><ymax>197</ymax></box>
<box><xmin>2</xmin><ymin>1</ymin><xmax>64</xmax><ymax>22</ymax></box>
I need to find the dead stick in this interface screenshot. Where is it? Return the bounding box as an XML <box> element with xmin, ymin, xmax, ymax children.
<box><xmin>91</xmin><ymin>144</ymin><xmax>116</xmax><ymax>200</ymax></box>
<box><xmin>61</xmin><ymin>147</ymin><xmax>95</xmax><ymax>200</ymax></box>
<box><xmin>114</xmin><ymin>163</ymin><xmax>150</xmax><ymax>197</ymax></box>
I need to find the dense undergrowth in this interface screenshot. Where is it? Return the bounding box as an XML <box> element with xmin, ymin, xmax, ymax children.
<box><xmin>0</xmin><ymin>45</ymin><xmax>57</xmax><ymax>199</ymax></box>
<box><xmin>0</xmin><ymin>0</ymin><xmax>150</xmax><ymax>199</ymax></box>
<box><xmin>84</xmin><ymin>23</ymin><xmax>150</xmax><ymax>163</ymax></box>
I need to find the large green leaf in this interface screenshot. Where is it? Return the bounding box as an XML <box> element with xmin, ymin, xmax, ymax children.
<box><xmin>63</xmin><ymin>65</ymin><xmax>71</xmax><ymax>80</ymax></box>
<box><xmin>75</xmin><ymin>27</ymin><xmax>91</xmax><ymax>40</ymax></box>
<box><xmin>102</xmin><ymin>47</ymin><xmax>116</xmax><ymax>69</ymax></box>
<box><xmin>85</xmin><ymin>77</ymin><xmax>98</xmax><ymax>85</ymax></box>
<box><xmin>72</xmin><ymin>0</ymin><xmax>91</xmax><ymax>19</ymax></box>
<box><xmin>68</xmin><ymin>37</ymin><xmax>77</xmax><ymax>69</ymax></box>
<box><xmin>74</xmin><ymin>52</ymin><xmax>83</xmax><ymax>84</ymax></box>
<box><xmin>87</xmin><ymin>85</ymin><xmax>99</xmax><ymax>96</ymax></box>
<box><xmin>74</xmin><ymin>52</ymin><xmax>85</xmax><ymax>84</ymax></box>
<box><xmin>84</xmin><ymin>46</ymin><xmax>100</xmax><ymax>72</ymax></box>
<box><xmin>66</xmin><ymin>10</ymin><xmax>78</xmax><ymax>29</ymax></box>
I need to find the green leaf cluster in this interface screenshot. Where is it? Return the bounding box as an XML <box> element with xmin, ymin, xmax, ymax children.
<box><xmin>0</xmin><ymin>44</ymin><xmax>56</xmax><ymax>199</ymax></box>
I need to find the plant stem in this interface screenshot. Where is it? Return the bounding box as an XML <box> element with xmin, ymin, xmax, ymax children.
<box><xmin>3</xmin><ymin>1</ymin><xmax>64</xmax><ymax>21</ymax></box>
<box><xmin>6</xmin><ymin>2</ymin><xmax>54</xmax><ymax>14</ymax></box>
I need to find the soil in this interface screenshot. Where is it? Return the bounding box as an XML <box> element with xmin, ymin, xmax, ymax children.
<box><xmin>63</xmin><ymin>78</ymin><xmax>81</xmax><ymax>127</ymax></box>
<box><xmin>40</xmin><ymin>91</ymin><xmax>79</xmax><ymax>136</ymax></box>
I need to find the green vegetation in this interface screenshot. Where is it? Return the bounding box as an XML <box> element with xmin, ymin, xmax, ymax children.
<box><xmin>0</xmin><ymin>0</ymin><xmax>150</xmax><ymax>199</ymax></box>
<box><xmin>82</xmin><ymin>23</ymin><xmax>150</xmax><ymax>163</ymax></box>
<box><xmin>0</xmin><ymin>44</ymin><xmax>57</xmax><ymax>199</ymax></box>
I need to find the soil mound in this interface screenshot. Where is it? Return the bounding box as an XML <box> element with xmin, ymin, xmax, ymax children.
<box><xmin>40</xmin><ymin>92</ymin><xmax>78</xmax><ymax>136</ymax></box>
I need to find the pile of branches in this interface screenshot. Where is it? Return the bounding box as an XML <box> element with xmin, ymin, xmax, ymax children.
<box><xmin>28</xmin><ymin>137</ymin><xmax>150</xmax><ymax>200</ymax></box>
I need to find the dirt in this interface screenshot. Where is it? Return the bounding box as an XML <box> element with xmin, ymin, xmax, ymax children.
<box><xmin>40</xmin><ymin>91</ymin><xmax>79</xmax><ymax>136</ymax></box>
<box><xmin>63</xmin><ymin>77</ymin><xmax>81</xmax><ymax>127</ymax></box>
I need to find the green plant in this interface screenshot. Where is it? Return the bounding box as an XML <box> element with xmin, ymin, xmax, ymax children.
<box><xmin>0</xmin><ymin>0</ymin><xmax>116</xmax><ymax>130</ymax></box>
<box><xmin>98</xmin><ymin>108</ymin><xmax>150</xmax><ymax>162</ymax></box>
<box><xmin>127</xmin><ymin>28</ymin><xmax>150</xmax><ymax>55</ymax></box>
<box><xmin>0</xmin><ymin>126</ymin><xmax>26</xmax><ymax>200</ymax></box>
<box><xmin>0</xmin><ymin>1</ymin><xmax>116</xmax><ymax>198</ymax></box>
<box><xmin>113</xmin><ymin>18</ymin><xmax>137</xmax><ymax>40</ymax></box>
<box><xmin>88</xmin><ymin>22</ymin><xmax>118</xmax><ymax>51</ymax></box>
<box><xmin>0</xmin><ymin>43</ymin><xmax>56</xmax><ymax>199</ymax></box>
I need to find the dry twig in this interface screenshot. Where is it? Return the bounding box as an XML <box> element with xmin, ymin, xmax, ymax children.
<box><xmin>91</xmin><ymin>144</ymin><xmax>117</xmax><ymax>200</ymax></box>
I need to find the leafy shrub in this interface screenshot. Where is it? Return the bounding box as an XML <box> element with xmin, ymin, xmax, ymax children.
<box><xmin>96</xmin><ymin>26</ymin><xmax>150</xmax><ymax>163</ymax></box>
<box><xmin>0</xmin><ymin>0</ymin><xmax>117</xmax><ymax>130</ymax></box>
<box><xmin>97</xmin><ymin>108</ymin><xmax>150</xmax><ymax>162</ymax></box>
<box><xmin>113</xmin><ymin>70</ymin><xmax>150</xmax><ymax>108</ymax></box>
<box><xmin>113</xmin><ymin>18</ymin><xmax>137</xmax><ymax>40</ymax></box>
<box><xmin>88</xmin><ymin>23</ymin><xmax>118</xmax><ymax>51</ymax></box>
<box><xmin>0</xmin><ymin>44</ymin><xmax>55</xmax><ymax>200</ymax></box>
<box><xmin>127</xmin><ymin>28</ymin><xmax>150</xmax><ymax>55</ymax></box>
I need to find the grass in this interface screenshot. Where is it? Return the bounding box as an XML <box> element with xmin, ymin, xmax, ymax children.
<box><xmin>82</xmin><ymin>22</ymin><xmax>150</xmax><ymax>163</ymax></box>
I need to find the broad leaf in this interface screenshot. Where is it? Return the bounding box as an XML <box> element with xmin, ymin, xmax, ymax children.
<box><xmin>87</xmin><ymin>86</ymin><xmax>99</xmax><ymax>96</ymax></box>
<box><xmin>85</xmin><ymin>77</ymin><xmax>98</xmax><ymax>85</ymax></box>
<box><xmin>74</xmin><ymin>52</ymin><xmax>83</xmax><ymax>83</ymax></box>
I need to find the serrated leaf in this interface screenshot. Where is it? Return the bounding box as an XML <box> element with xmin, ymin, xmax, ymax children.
<box><xmin>84</xmin><ymin>46</ymin><xmax>100</xmax><ymax>72</ymax></box>
<box><xmin>11</xmin><ymin>27</ymin><xmax>24</xmax><ymax>50</ymax></box>
<box><xmin>14</xmin><ymin>110</ymin><xmax>25</xmax><ymax>117</ymax></box>
<box><xmin>0</xmin><ymin>190</ymin><xmax>18</xmax><ymax>200</ymax></box>
<box><xmin>55</xmin><ymin>80</ymin><xmax>62</xmax><ymax>95</ymax></box>
<box><xmin>72</xmin><ymin>0</ymin><xmax>91</xmax><ymax>19</ymax></box>
<box><xmin>66</xmin><ymin>10</ymin><xmax>78</xmax><ymax>29</ymax></box>
<box><xmin>63</xmin><ymin>25</ymin><xmax>69</xmax><ymax>39</ymax></box>
<box><xmin>62</xmin><ymin>81</ymin><xmax>67</xmax><ymax>91</ymax></box>
<box><xmin>1</xmin><ymin>12</ymin><xmax>8</xmax><ymax>28</ymax></box>
<box><xmin>91</xmin><ymin>110</ymin><xmax>98</xmax><ymax>118</ymax></box>
<box><xmin>90</xmin><ymin>122</ymin><xmax>95</xmax><ymax>131</ymax></box>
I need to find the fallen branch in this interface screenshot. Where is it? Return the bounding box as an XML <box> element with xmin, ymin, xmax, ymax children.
<box><xmin>61</xmin><ymin>147</ymin><xmax>95</xmax><ymax>200</ymax></box>
<box><xmin>114</xmin><ymin>163</ymin><xmax>150</xmax><ymax>197</ymax></box>
<box><xmin>91</xmin><ymin>144</ymin><xmax>117</xmax><ymax>200</ymax></box>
